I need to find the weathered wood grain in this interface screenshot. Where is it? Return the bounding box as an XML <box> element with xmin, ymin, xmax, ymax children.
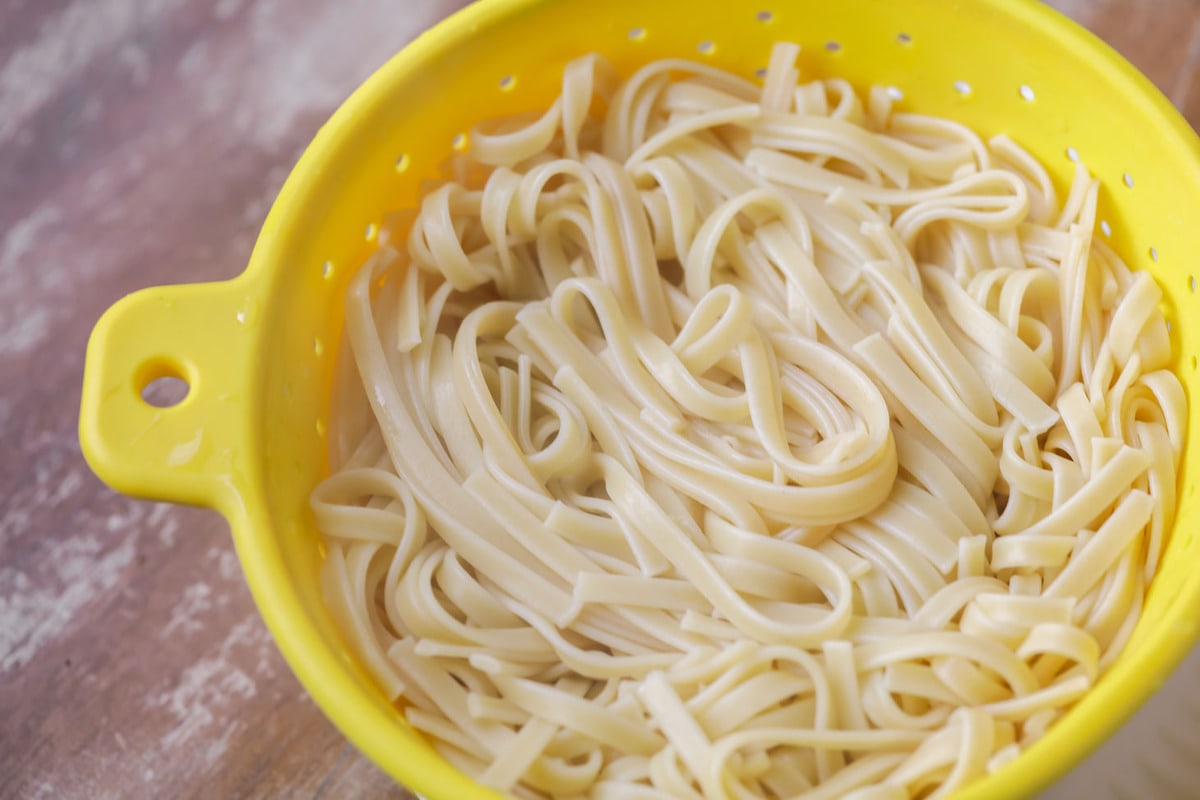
<box><xmin>1</xmin><ymin>1</ymin><xmax>1197</xmax><ymax>798</ymax></box>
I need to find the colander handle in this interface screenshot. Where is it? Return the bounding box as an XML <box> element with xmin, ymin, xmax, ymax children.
<box><xmin>79</xmin><ymin>279</ymin><xmax>255</xmax><ymax>515</ymax></box>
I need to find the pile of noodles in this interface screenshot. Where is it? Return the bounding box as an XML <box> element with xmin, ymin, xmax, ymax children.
<box><xmin>312</xmin><ymin>44</ymin><xmax>1185</xmax><ymax>800</ymax></box>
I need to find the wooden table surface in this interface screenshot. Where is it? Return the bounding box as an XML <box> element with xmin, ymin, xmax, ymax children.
<box><xmin>3</xmin><ymin>1</ymin><xmax>1200</xmax><ymax>798</ymax></box>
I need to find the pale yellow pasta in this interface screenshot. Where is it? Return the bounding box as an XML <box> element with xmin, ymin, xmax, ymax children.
<box><xmin>313</xmin><ymin>44</ymin><xmax>1185</xmax><ymax>800</ymax></box>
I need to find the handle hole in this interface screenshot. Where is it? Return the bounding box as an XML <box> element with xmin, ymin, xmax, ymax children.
<box><xmin>138</xmin><ymin>360</ymin><xmax>190</xmax><ymax>408</ymax></box>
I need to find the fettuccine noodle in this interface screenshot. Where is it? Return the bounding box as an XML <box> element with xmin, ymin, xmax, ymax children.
<box><xmin>313</xmin><ymin>44</ymin><xmax>1185</xmax><ymax>799</ymax></box>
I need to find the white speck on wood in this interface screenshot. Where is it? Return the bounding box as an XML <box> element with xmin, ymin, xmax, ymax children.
<box><xmin>144</xmin><ymin>614</ymin><xmax>274</xmax><ymax>750</ymax></box>
<box><xmin>206</xmin><ymin>720</ymin><xmax>244</xmax><ymax>766</ymax></box>
<box><xmin>52</xmin><ymin>469</ymin><xmax>86</xmax><ymax>505</ymax></box>
<box><xmin>0</xmin><ymin>0</ymin><xmax>188</xmax><ymax>144</ymax></box>
<box><xmin>0</xmin><ymin>204</ymin><xmax>61</xmax><ymax>356</ymax></box>
<box><xmin>161</xmin><ymin>581</ymin><xmax>213</xmax><ymax>638</ymax></box>
<box><xmin>106</xmin><ymin>504</ymin><xmax>141</xmax><ymax>532</ymax></box>
<box><xmin>32</xmin><ymin>461</ymin><xmax>85</xmax><ymax>508</ymax></box>
<box><xmin>0</xmin><ymin>507</ymin><xmax>32</xmax><ymax>548</ymax></box>
<box><xmin>29</xmin><ymin>781</ymin><xmax>57</xmax><ymax>800</ymax></box>
<box><xmin>206</xmin><ymin>545</ymin><xmax>243</xmax><ymax>587</ymax></box>
<box><xmin>1</xmin><ymin>204</ymin><xmax>61</xmax><ymax>270</ymax></box>
<box><xmin>148</xmin><ymin>502</ymin><xmax>179</xmax><ymax>547</ymax></box>
<box><xmin>76</xmin><ymin>147</ymin><xmax>147</xmax><ymax>226</ymax></box>
<box><xmin>0</xmin><ymin>306</ymin><xmax>51</xmax><ymax>357</ymax></box>
<box><xmin>176</xmin><ymin>41</ymin><xmax>208</xmax><ymax>78</ymax></box>
<box><xmin>216</xmin><ymin>548</ymin><xmax>240</xmax><ymax>581</ymax></box>
<box><xmin>0</xmin><ymin>530</ymin><xmax>137</xmax><ymax>672</ymax></box>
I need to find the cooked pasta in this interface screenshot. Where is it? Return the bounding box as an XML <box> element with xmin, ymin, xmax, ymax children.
<box><xmin>312</xmin><ymin>43</ymin><xmax>1185</xmax><ymax>799</ymax></box>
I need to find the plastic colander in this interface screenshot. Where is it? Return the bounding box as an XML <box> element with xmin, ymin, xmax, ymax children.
<box><xmin>78</xmin><ymin>0</ymin><xmax>1200</xmax><ymax>798</ymax></box>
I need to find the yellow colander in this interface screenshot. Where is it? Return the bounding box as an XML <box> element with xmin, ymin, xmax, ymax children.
<box><xmin>78</xmin><ymin>0</ymin><xmax>1200</xmax><ymax>798</ymax></box>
